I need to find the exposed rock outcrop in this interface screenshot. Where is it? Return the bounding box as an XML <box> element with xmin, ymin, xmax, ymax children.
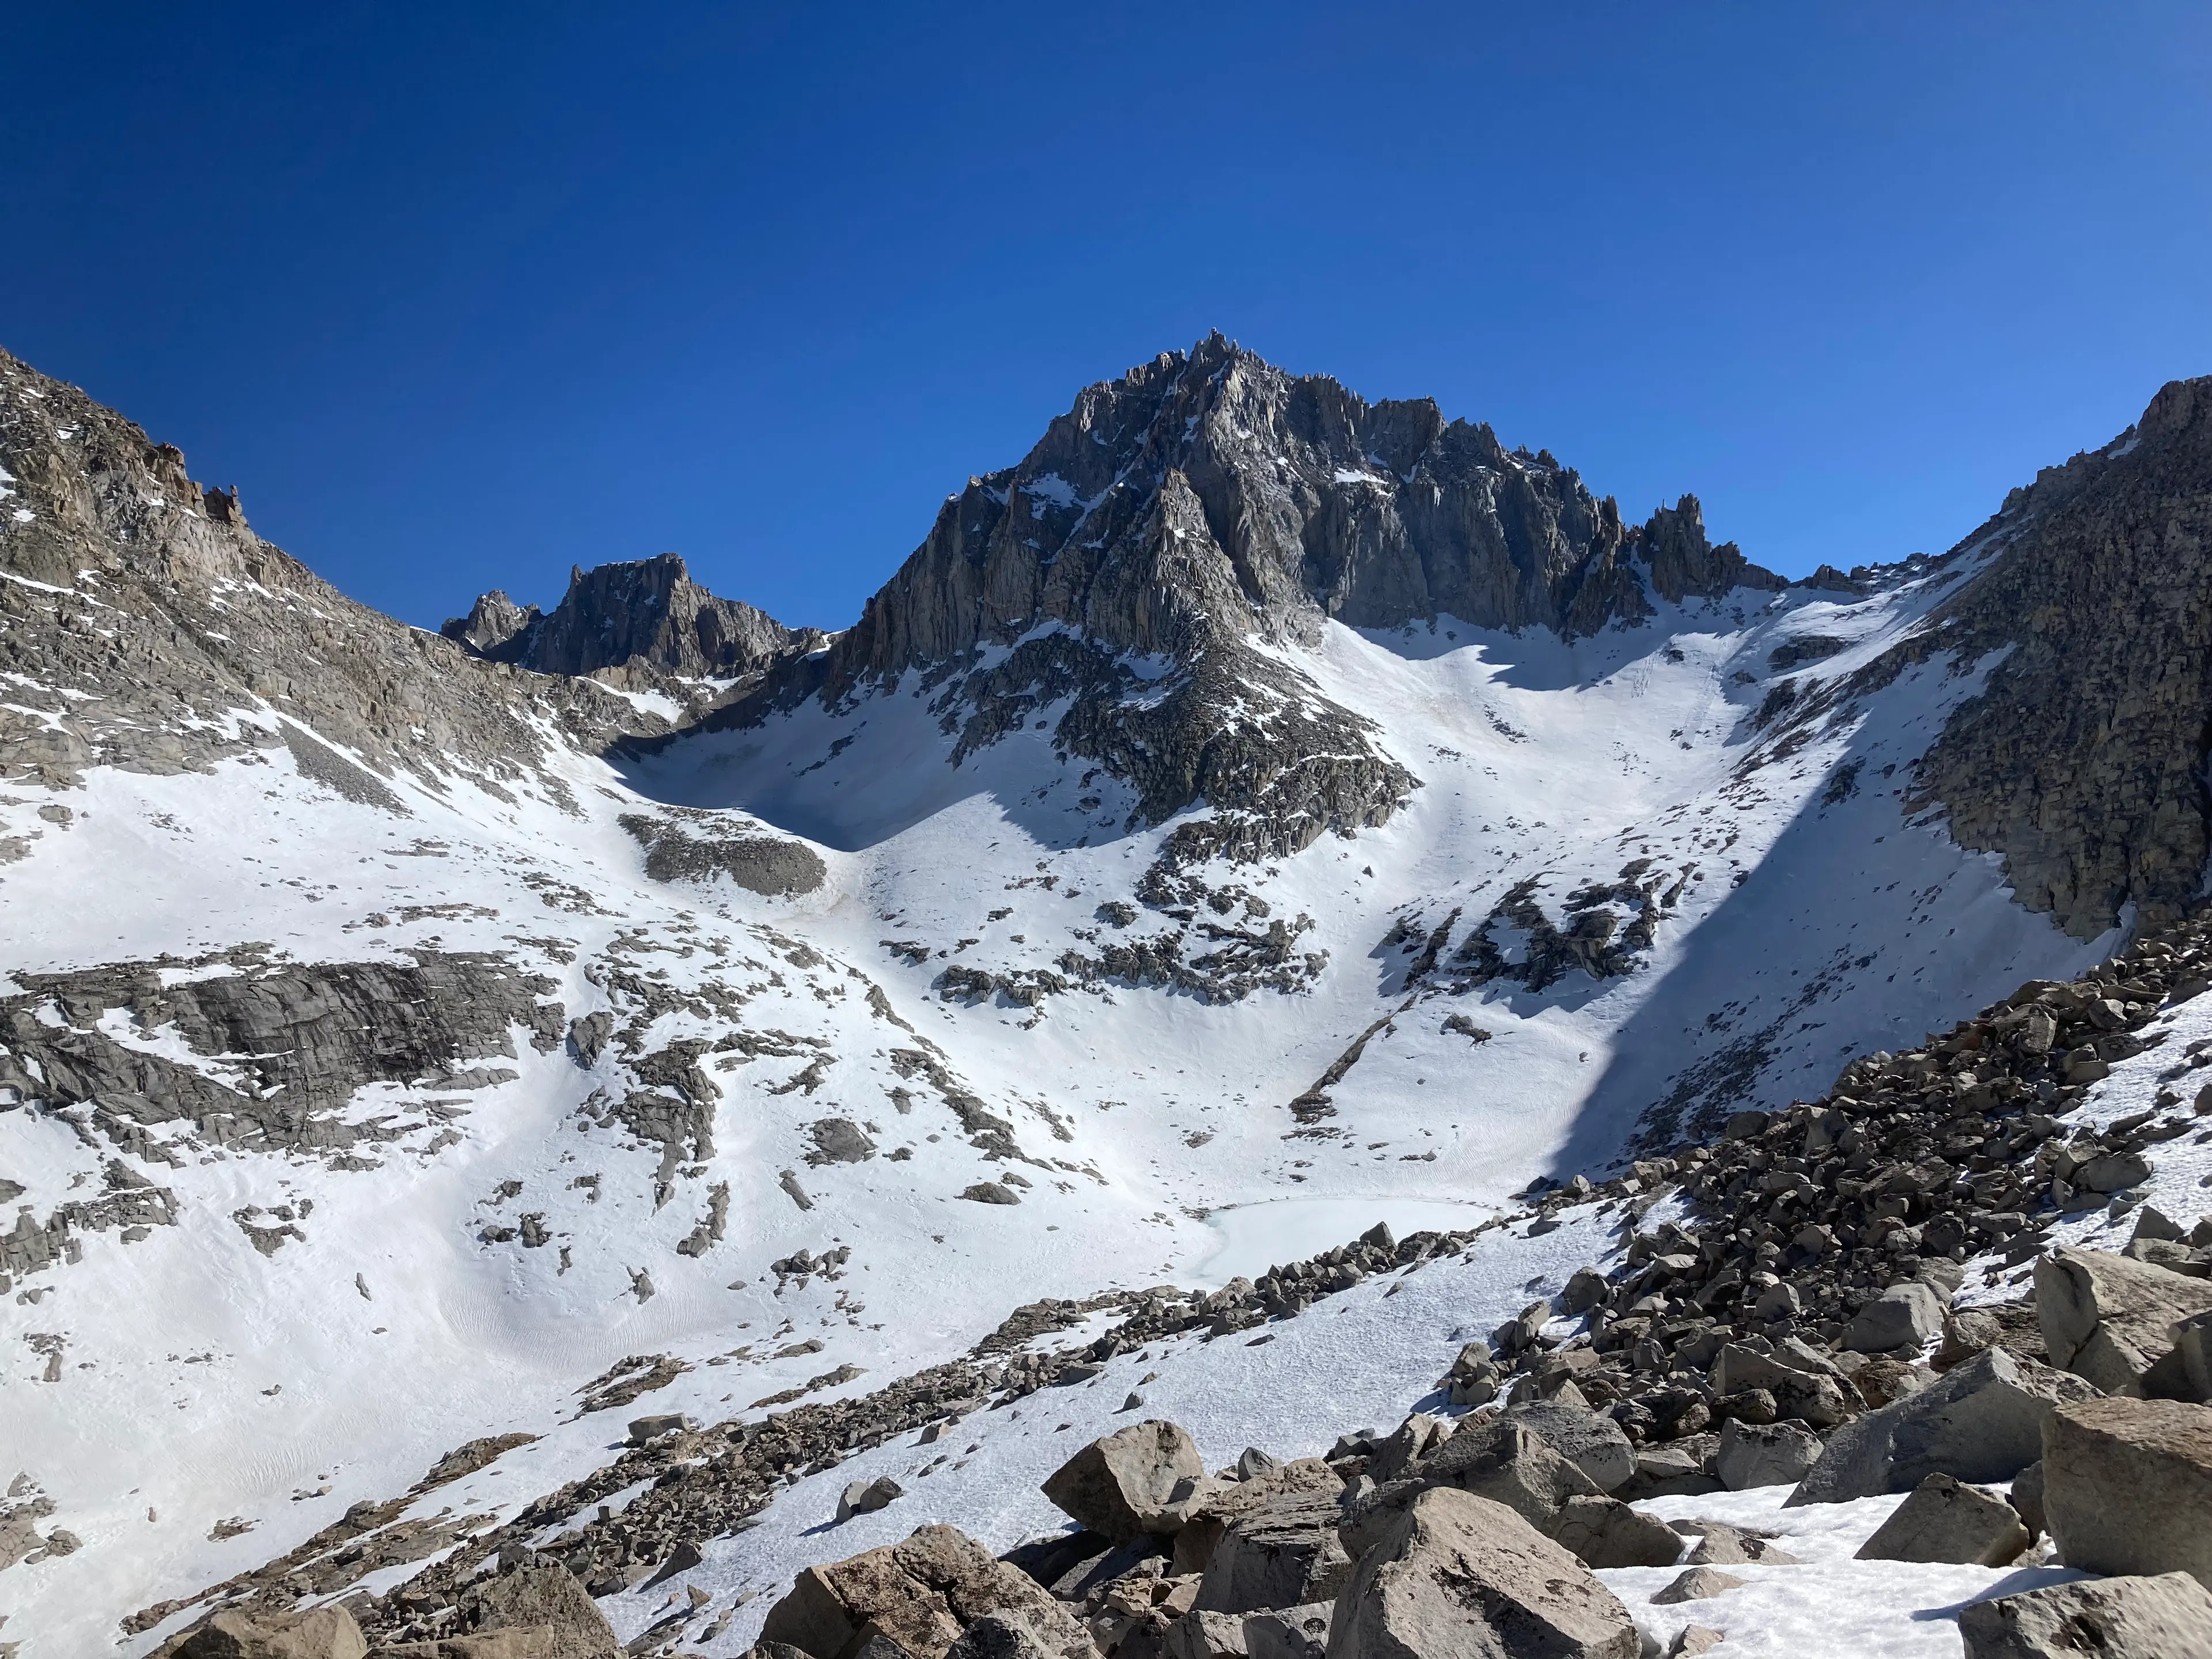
<box><xmin>1885</xmin><ymin>373</ymin><xmax>2212</xmax><ymax>936</ymax></box>
<box><xmin>442</xmin><ymin>553</ymin><xmax>825</xmax><ymax>686</ymax></box>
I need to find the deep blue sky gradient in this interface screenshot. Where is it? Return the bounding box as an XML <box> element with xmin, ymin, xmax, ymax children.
<box><xmin>4</xmin><ymin>4</ymin><xmax>2207</xmax><ymax>631</ymax></box>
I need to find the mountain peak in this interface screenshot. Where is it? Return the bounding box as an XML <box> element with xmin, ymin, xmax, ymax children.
<box><xmin>441</xmin><ymin>552</ymin><xmax>823</xmax><ymax>684</ymax></box>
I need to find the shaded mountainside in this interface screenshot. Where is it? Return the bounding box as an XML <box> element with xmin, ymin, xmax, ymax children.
<box><xmin>1896</xmin><ymin>374</ymin><xmax>2212</xmax><ymax>938</ymax></box>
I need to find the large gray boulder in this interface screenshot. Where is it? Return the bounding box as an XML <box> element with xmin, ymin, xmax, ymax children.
<box><xmin>1714</xmin><ymin>1418</ymin><xmax>1820</xmax><ymax>1491</ymax></box>
<box><xmin>1241</xmin><ymin>1604</ymin><xmax>1331</xmax><ymax>1659</ymax></box>
<box><xmin>1196</xmin><ymin>1490</ymin><xmax>1353</xmax><ymax>1615</ymax></box>
<box><xmin>1336</xmin><ymin>1419</ymin><xmax>1600</xmax><ymax>1558</ymax></box>
<box><xmin>1172</xmin><ymin>1459</ymin><xmax>1342</xmax><ymax>1577</ymax></box>
<box><xmin>2036</xmin><ymin>1248</ymin><xmax>2212</xmax><ymax>1396</ymax></box>
<box><xmin>465</xmin><ymin>1565</ymin><xmax>618</xmax><ymax>1659</ymax></box>
<box><xmin>1846</xmin><ymin>1282</ymin><xmax>1946</xmax><ymax>1354</ymax></box>
<box><xmin>1505</xmin><ymin>1402</ymin><xmax>1637</xmax><ymax>1492</ymax></box>
<box><xmin>1546</xmin><ymin>1495</ymin><xmax>1685</xmax><ymax>1569</ymax></box>
<box><xmin>1853</xmin><ymin>1473</ymin><xmax>2030</xmax><ymax>1566</ymax></box>
<box><xmin>169</xmin><ymin>1606</ymin><xmax>369</xmax><ymax>1658</ymax></box>
<box><xmin>762</xmin><ymin>1526</ymin><xmax>1088</xmax><ymax>1659</ymax></box>
<box><xmin>1324</xmin><ymin>1487</ymin><xmax>1638</xmax><ymax>1659</ymax></box>
<box><xmin>1957</xmin><ymin>1571</ymin><xmax>2212</xmax><ymax>1657</ymax></box>
<box><xmin>1710</xmin><ymin>1342</ymin><xmax>1859</xmax><ymax>1429</ymax></box>
<box><xmin>1787</xmin><ymin>1347</ymin><xmax>2099</xmax><ymax>1505</ymax></box>
<box><xmin>947</xmin><ymin>1616</ymin><xmax>1063</xmax><ymax>1659</ymax></box>
<box><xmin>1042</xmin><ymin>1421</ymin><xmax>1209</xmax><ymax>1544</ymax></box>
<box><xmin>2043</xmin><ymin>1397</ymin><xmax>2212</xmax><ymax>1586</ymax></box>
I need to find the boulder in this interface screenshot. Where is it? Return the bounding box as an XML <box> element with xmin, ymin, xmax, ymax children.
<box><xmin>1938</xmin><ymin>1301</ymin><xmax>2047</xmax><ymax>1370</ymax></box>
<box><xmin>2036</xmin><ymin>1247</ymin><xmax>2212</xmax><ymax>1396</ymax></box>
<box><xmin>840</xmin><ymin>1478</ymin><xmax>906</xmax><ymax>1522</ymax></box>
<box><xmin>1853</xmin><ymin>1473</ymin><xmax>2030</xmax><ymax>1566</ymax></box>
<box><xmin>1324</xmin><ymin>1487</ymin><xmax>1638</xmax><ymax>1659</ymax></box>
<box><xmin>1845</xmin><ymin>1282</ymin><xmax>1946</xmax><ymax>1354</ymax></box>
<box><xmin>1615</xmin><ymin>1440</ymin><xmax>1721</xmax><ymax>1502</ymax></box>
<box><xmin>466</xmin><ymin>1566</ymin><xmax>618</xmax><ymax>1659</ymax></box>
<box><xmin>945</xmin><ymin>1617</ymin><xmax>1059</xmax><ymax>1659</ymax></box>
<box><xmin>1240</xmin><ymin>1604</ymin><xmax>1329</xmax><ymax>1659</ymax></box>
<box><xmin>2178</xmin><ymin>1309</ymin><xmax>2212</xmax><ymax>1403</ymax></box>
<box><xmin>761</xmin><ymin>1526</ymin><xmax>1086</xmax><ymax>1659</ymax></box>
<box><xmin>1546</xmin><ymin>1495</ymin><xmax>1685</xmax><ymax>1568</ymax></box>
<box><xmin>2009</xmin><ymin>1461</ymin><xmax>2046</xmax><ymax>1540</ymax></box>
<box><xmin>2076</xmin><ymin>1150</ymin><xmax>2153</xmax><ymax>1194</ymax></box>
<box><xmin>1171</xmin><ymin>1459</ymin><xmax>1340</xmax><ymax>1577</ymax></box>
<box><xmin>1043</xmin><ymin>1422</ymin><xmax>1208</xmax><ymax>1543</ymax></box>
<box><xmin>1161</xmin><ymin>1612</ymin><xmax>1250</xmax><ymax>1659</ymax></box>
<box><xmin>1505</xmin><ymin>1402</ymin><xmax>1637</xmax><ymax>1491</ymax></box>
<box><xmin>1787</xmin><ymin>1347</ymin><xmax>2099</xmax><ymax>1505</ymax></box>
<box><xmin>2043</xmin><ymin>1397</ymin><xmax>2212</xmax><ymax>1586</ymax></box>
<box><xmin>1649</xmin><ymin>1567</ymin><xmax>1745</xmax><ymax>1606</ymax></box>
<box><xmin>1714</xmin><ymin>1418</ymin><xmax>1820</xmax><ymax>1491</ymax></box>
<box><xmin>627</xmin><ymin>1414</ymin><xmax>691</xmax><ymax>1445</ymax></box>
<box><xmin>1336</xmin><ymin>1418</ymin><xmax>1601</xmax><ymax>1559</ymax></box>
<box><xmin>1666</xmin><ymin>1630</ymin><xmax>1723</xmax><ymax>1658</ymax></box>
<box><xmin>170</xmin><ymin>1607</ymin><xmax>369</xmax><ymax>1659</ymax></box>
<box><xmin>1957</xmin><ymin>1571</ymin><xmax>2212</xmax><ymax>1658</ymax></box>
<box><xmin>1709</xmin><ymin>1342</ymin><xmax>1859</xmax><ymax>1429</ymax></box>
<box><xmin>1195</xmin><ymin>1490</ymin><xmax>1351</xmax><ymax>1615</ymax></box>
<box><xmin>1674</xmin><ymin>1520</ymin><xmax>1801</xmax><ymax>1567</ymax></box>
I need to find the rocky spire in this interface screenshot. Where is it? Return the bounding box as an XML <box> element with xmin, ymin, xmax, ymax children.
<box><xmin>442</xmin><ymin>552</ymin><xmax>824</xmax><ymax>682</ymax></box>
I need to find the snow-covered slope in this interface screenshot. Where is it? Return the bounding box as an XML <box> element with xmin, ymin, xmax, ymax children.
<box><xmin>1</xmin><ymin>341</ymin><xmax>2200</xmax><ymax>1654</ymax></box>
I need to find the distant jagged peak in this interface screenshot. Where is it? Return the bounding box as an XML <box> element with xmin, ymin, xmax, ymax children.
<box><xmin>442</xmin><ymin>551</ymin><xmax>824</xmax><ymax>685</ymax></box>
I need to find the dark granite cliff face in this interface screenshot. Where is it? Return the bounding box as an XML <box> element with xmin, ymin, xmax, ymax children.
<box><xmin>442</xmin><ymin>553</ymin><xmax>825</xmax><ymax>683</ymax></box>
<box><xmin>1874</xmin><ymin>375</ymin><xmax>2212</xmax><ymax>938</ymax></box>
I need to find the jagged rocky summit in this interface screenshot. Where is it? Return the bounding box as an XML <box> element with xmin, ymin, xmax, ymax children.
<box><xmin>442</xmin><ymin>551</ymin><xmax>827</xmax><ymax>688</ymax></box>
<box><xmin>667</xmin><ymin>334</ymin><xmax>1789</xmax><ymax>868</ymax></box>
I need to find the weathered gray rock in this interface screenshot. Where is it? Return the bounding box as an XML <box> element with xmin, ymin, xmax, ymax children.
<box><xmin>1846</xmin><ymin>1282</ymin><xmax>1946</xmax><ymax>1355</ymax></box>
<box><xmin>2036</xmin><ymin>1248</ymin><xmax>2212</xmax><ymax>1396</ymax></box>
<box><xmin>169</xmin><ymin>1605</ymin><xmax>369</xmax><ymax>1658</ymax></box>
<box><xmin>2009</xmin><ymin>1461</ymin><xmax>2046</xmax><ymax>1539</ymax></box>
<box><xmin>2043</xmin><ymin>1397</ymin><xmax>2212</xmax><ymax>1585</ymax></box>
<box><xmin>1505</xmin><ymin>1402</ymin><xmax>1636</xmax><ymax>1493</ymax></box>
<box><xmin>1714</xmin><ymin>1419</ymin><xmax>1820</xmax><ymax>1491</ymax></box>
<box><xmin>840</xmin><ymin>1477</ymin><xmax>905</xmax><ymax>1522</ymax></box>
<box><xmin>1649</xmin><ymin>1567</ymin><xmax>1745</xmax><ymax>1607</ymax></box>
<box><xmin>465</xmin><ymin>1565</ymin><xmax>617</xmax><ymax>1659</ymax></box>
<box><xmin>1957</xmin><ymin>1571</ymin><xmax>2212</xmax><ymax>1658</ymax></box>
<box><xmin>945</xmin><ymin>1615</ymin><xmax>1059</xmax><ymax>1659</ymax></box>
<box><xmin>1788</xmin><ymin>1347</ymin><xmax>2100</xmax><ymax>1505</ymax></box>
<box><xmin>1710</xmin><ymin>1342</ymin><xmax>1859</xmax><ymax>1429</ymax></box>
<box><xmin>1546</xmin><ymin>1495</ymin><xmax>1685</xmax><ymax>1569</ymax></box>
<box><xmin>1675</xmin><ymin>1520</ymin><xmax>1801</xmax><ymax>1567</ymax></box>
<box><xmin>1853</xmin><ymin>1473</ymin><xmax>2030</xmax><ymax>1566</ymax></box>
<box><xmin>1240</xmin><ymin>1604</ymin><xmax>1330</xmax><ymax>1659</ymax></box>
<box><xmin>1043</xmin><ymin>1421</ymin><xmax>1208</xmax><ymax>1544</ymax></box>
<box><xmin>1162</xmin><ymin>1610</ymin><xmax>1251</xmax><ymax>1659</ymax></box>
<box><xmin>761</xmin><ymin>1525</ymin><xmax>1086</xmax><ymax>1659</ymax></box>
<box><xmin>1665</xmin><ymin>1629</ymin><xmax>1724</xmax><ymax>1658</ymax></box>
<box><xmin>1616</xmin><ymin>1441</ymin><xmax>1721</xmax><ymax>1502</ymax></box>
<box><xmin>1336</xmin><ymin>1419</ymin><xmax>1600</xmax><ymax>1558</ymax></box>
<box><xmin>1195</xmin><ymin>1490</ymin><xmax>1351</xmax><ymax>1615</ymax></box>
<box><xmin>1324</xmin><ymin>1487</ymin><xmax>1638</xmax><ymax>1659</ymax></box>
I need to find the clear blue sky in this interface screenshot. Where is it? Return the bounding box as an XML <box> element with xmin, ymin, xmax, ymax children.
<box><xmin>5</xmin><ymin>5</ymin><xmax>2207</xmax><ymax>631</ymax></box>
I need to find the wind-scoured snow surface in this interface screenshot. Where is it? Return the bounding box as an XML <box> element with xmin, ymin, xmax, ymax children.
<box><xmin>1</xmin><ymin>565</ymin><xmax>2110</xmax><ymax>1653</ymax></box>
